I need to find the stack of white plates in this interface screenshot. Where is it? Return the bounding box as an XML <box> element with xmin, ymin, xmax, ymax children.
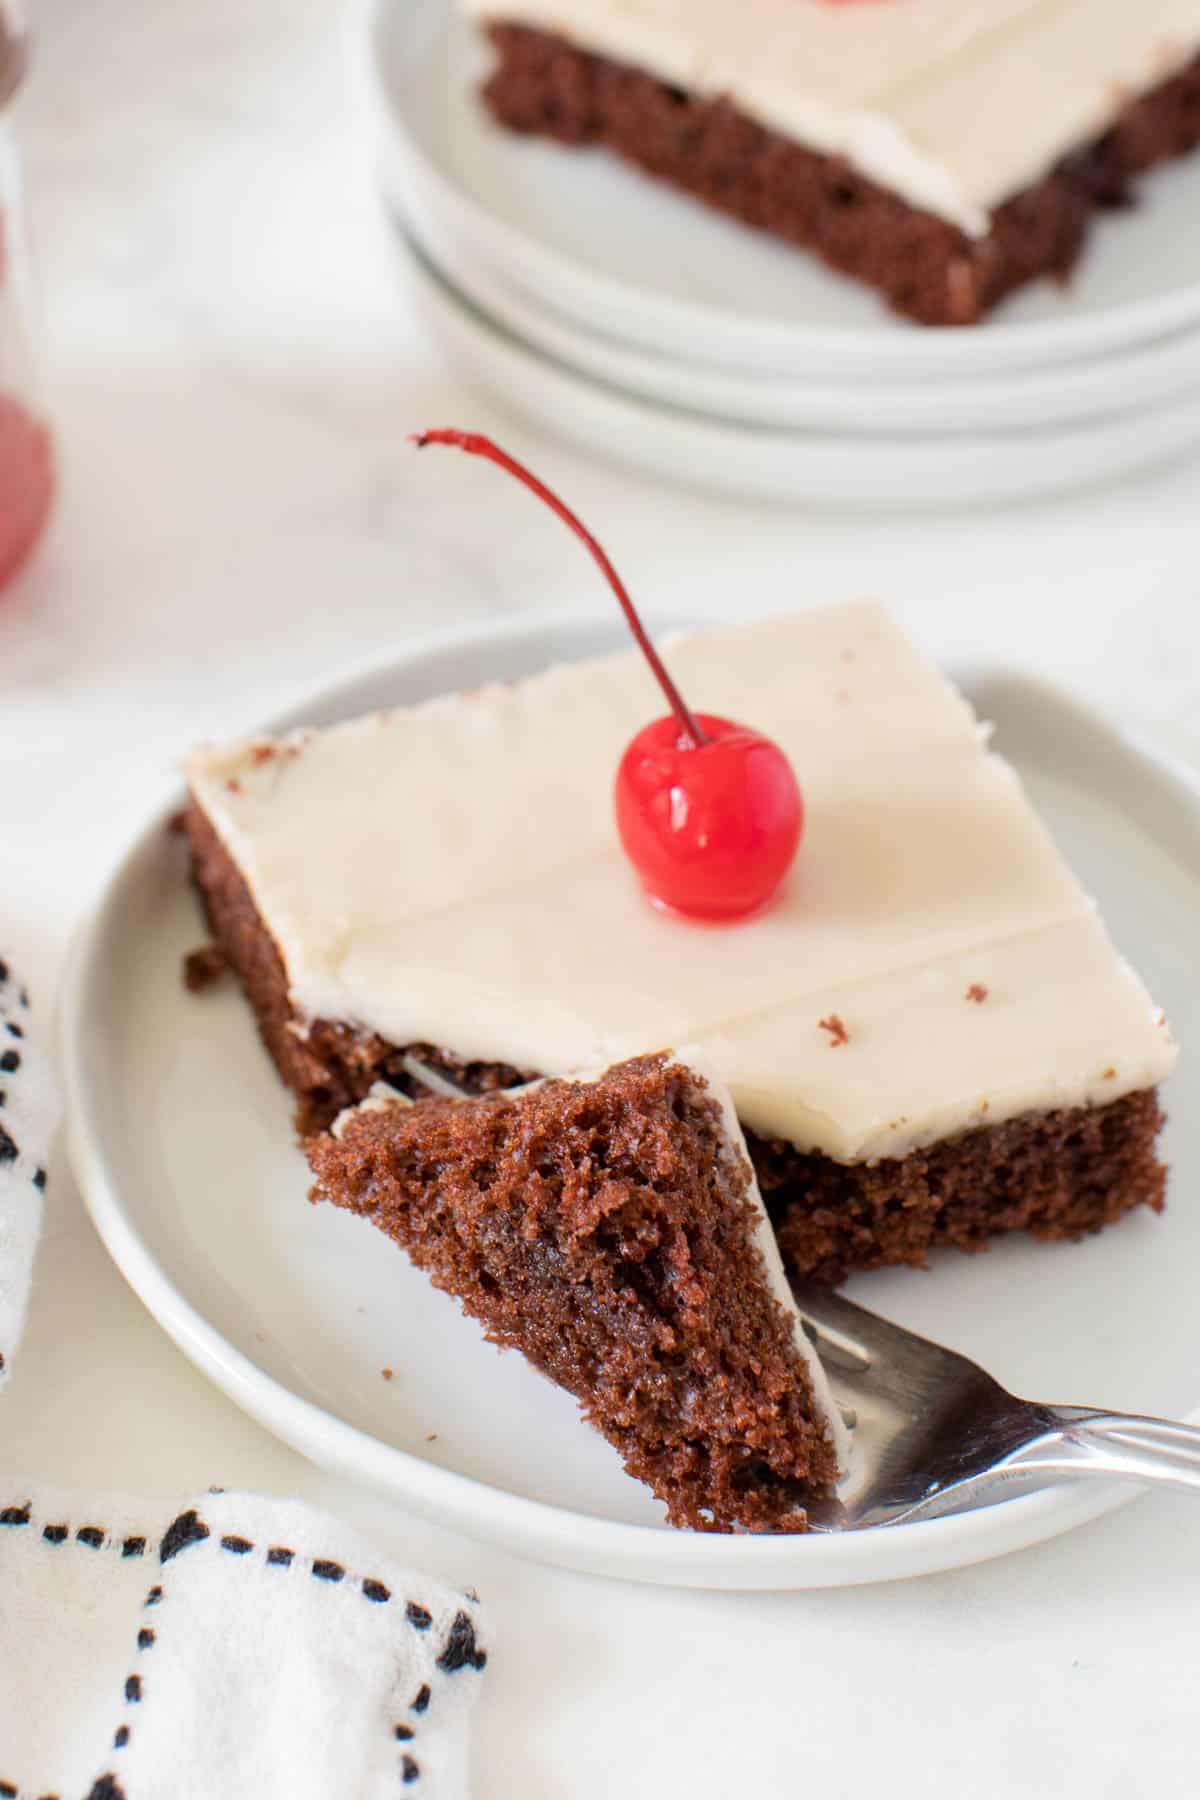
<box><xmin>360</xmin><ymin>0</ymin><xmax>1200</xmax><ymax>507</ymax></box>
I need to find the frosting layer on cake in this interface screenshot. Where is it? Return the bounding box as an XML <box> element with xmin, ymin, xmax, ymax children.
<box><xmin>462</xmin><ymin>0</ymin><xmax>1200</xmax><ymax>234</ymax></box>
<box><xmin>187</xmin><ymin>603</ymin><xmax>1176</xmax><ymax>1163</ymax></box>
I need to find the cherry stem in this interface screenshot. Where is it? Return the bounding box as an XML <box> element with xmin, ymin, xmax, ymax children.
<box><xmin>411</xmin><ymin>430</ymin><xmax>707</xmax><ymax>747</ymax></box>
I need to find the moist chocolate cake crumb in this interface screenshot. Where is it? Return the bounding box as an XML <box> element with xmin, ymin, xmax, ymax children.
<box><xmin>754</xmin><ymin>1089</ymin><xmax>1166</xmax><ymax>1287</ymax></box>
<box><xmin>479</xmin><ymin>25</ymin><xmax>1200</xmax><ymax>325</ymax></box>
<box><xmin>307</xmin><ymin>1053</ymin><xmax>838</xmax><ymax>1531</ymax></box>
<box><xmin>184</xmin><ymin>796</ymin><xmax>1171</xmax><ymax>1285</ymax></box>
<box><xmin>966</xmin><ymin>984</ymin><xmax>989</xmax><ymax>1003</ymax></box>
<box><xmin>183</xmin><ymin>944</ymin><xmax>228</xmax><ymax>994</ymax></box>
<box><xmin>818</xmin><ymin>1014</ymin><xmax>849</xmax><ymax>1047</ymax></box>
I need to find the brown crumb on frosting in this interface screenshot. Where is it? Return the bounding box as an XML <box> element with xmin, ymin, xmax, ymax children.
<box><xmin>381</xmin><ymin>1367</ymin><xmax>394</xmax><ymax>1381</ymax></box>
<box><xmin>225</xmin><ymin>776</ymin><xmax>242</xmax><ymax>795</ymax></box>
<box><xmin>1102</xmin><ymin>1067</ymin><xmax>1117</xmax><ymax>1080</ymax></box>
<box><xmin>819</xmin><ymin>1014</ymin><xmax>849</xmax><ymax>1047</ymax></box>
<box><xmin>965</xmin><ymin>983</ymin><xmax>989</xmax><ymax>1004</ymax></box>
<box><xmin>183</xmin><ymin>944</ymin><xmax>228</xmax><ymax>993</ymax></box>
<box><xmin>251</xmin><ymin>744</ymin><xmax>276</xmax><ymax>765</ymax></box>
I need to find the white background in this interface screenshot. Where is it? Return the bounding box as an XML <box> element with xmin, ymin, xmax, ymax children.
<box><xmin>3</xmin><ymin>0</ymin><xmax>1200</xmax><ymax>1793</ymax></box>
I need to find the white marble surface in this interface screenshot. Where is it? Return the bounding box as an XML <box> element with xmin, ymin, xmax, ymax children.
<box><xmin>3</xmin><ymin>0</ymin><xmax>1200</xmax><ymax>1792</ymax></box>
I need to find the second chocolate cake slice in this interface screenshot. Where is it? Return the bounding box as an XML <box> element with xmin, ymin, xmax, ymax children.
<box><xmin>307</xmin><ymin>1050</ymin><xmax>847</xmax><ymax>1532</ymax></box>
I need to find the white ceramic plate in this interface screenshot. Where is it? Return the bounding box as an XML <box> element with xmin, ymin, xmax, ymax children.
<box><xmin>399</xmin><ymin>230</ymin><xmax>1200</xmax><ymax>507</ymax></box>
<box><xmin>400</xmin><ymin>193</ymin><xmax>1200</xmax><ymax>436</ymax></box>
<box><xmin>360</xmin><ymin>0</ymin><xmax>1200</xmax><ymax>381</ymax></box>
<box><xmin>60</xmin><ymin>615</ymin><xmax>1200</xmax><ymax>1590</ymax></box>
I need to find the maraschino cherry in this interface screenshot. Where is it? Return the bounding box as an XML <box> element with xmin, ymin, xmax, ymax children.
<box><xmin>411</xmin><ymin>430</ymin><xmax>803</xmax><ymax>922</ymax></box>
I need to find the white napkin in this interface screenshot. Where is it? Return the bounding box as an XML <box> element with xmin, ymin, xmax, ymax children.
<box><xmin>0</xmin><ymin>958</ymin><xmax>489</xmax><ymax>1795</ymax></box>
<box><xmin>0</xmin><ymin>953</ymin><xmax>56</xmax><ymax>1389</ymax></box>
<box><xmin>0</xmin><ymin>1485</ymin><xmax>488</xmax><ymax>1799</ymax></box>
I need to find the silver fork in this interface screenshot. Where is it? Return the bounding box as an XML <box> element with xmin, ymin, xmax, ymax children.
<box><xmin>397</xmin><ymin>1054</ymin><xmax>1200</xmax><ymax>1532</ymax></box>
<box><xmin>794</xmin><ymin>1282</ymin><xmax>1200</xmax><ymax>1531</ymax></box>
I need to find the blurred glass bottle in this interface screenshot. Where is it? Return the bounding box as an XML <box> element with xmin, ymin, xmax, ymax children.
<box><xmin>0</xmin><ymin>2</ymin><xmax>52</xmax><ymax>592</ymax></box>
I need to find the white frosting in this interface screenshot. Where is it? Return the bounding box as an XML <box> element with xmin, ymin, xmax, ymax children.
<box><xmin>331</xmin><ymin>1047</ymin><xmax>851</xmax><ymax>1473</ymax></box>
<box><xmin>463</xmin><ymin>0</ymin><xmax>1200</xmax><ymax>235</ymax></box>
<box><xmin>188</xmin><ymin>602</ymin><xmax>1177</xmax><ymax>1163</ymax></box>
<box><xmin>675</xmin><ymin>1043</ymin><xmax>850</xmax><ymax>1474</ymax></box>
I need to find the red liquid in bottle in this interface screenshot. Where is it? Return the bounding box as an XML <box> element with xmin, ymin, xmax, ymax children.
<box><xmin>0</xmin><ymin>21</ymin><xmax>54</xmax><ymax>595</ymax></box>
<box><xmin>0</xmin><ymin>391</ymin><xmax>52</xmax><ymax>590</ymax></box>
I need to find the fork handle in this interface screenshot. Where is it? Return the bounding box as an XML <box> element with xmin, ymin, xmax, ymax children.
<box><xmin>881</xmin><ymin>1407</ymin><xmax>1200</xmax><ymax>1529</ymax></box>
<box><xmin>1022</xmin><ymin>1407</ymin><xmax>1200</xmax><ymax>1495</ymax></box>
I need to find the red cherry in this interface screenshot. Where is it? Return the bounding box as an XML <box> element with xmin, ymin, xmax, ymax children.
<box><xmin>616</xmin><ymin>713</ymin><xmax>802</xmax><ymax>920</ymax></box>
<box><xmin>411</xmin><ymin>429</ymin><xmax>804</xmax><ymax>921</ymax></box>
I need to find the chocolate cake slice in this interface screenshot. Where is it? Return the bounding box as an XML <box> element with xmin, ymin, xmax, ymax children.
<box><xmin>184</xmin><ymin>605</ymin><xmax>1177</xmax><ymax>1284</ymax></box>
<box><xmin>307</xmin><ymin>1051</ymin><xmax>847</xmax><ymax>1532</ymax></box>
<box><xmin>464</xmin><ymin>2</ymin><xmax>1200</xmax><ymax>325</ymax></box>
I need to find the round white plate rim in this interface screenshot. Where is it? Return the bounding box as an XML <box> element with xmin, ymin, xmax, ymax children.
<box><xmin>359</xmin><ymin>0</ymin><xmax>1200</xmax><ymax>380</ymax></box>
<box><xmin>398</xmin><ymin>189</ymin><xmax>1200</xmax><ymax>436</ymax></box>
<box><xmin>402</xmin><ymin>233</ymin><xmax>1200</xmax><ymax>507</ymax></box>
<box><xmin>57</xmin><ymin>611</ymin><xmax>1198</xmax><ymax>1590</ymax></box>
